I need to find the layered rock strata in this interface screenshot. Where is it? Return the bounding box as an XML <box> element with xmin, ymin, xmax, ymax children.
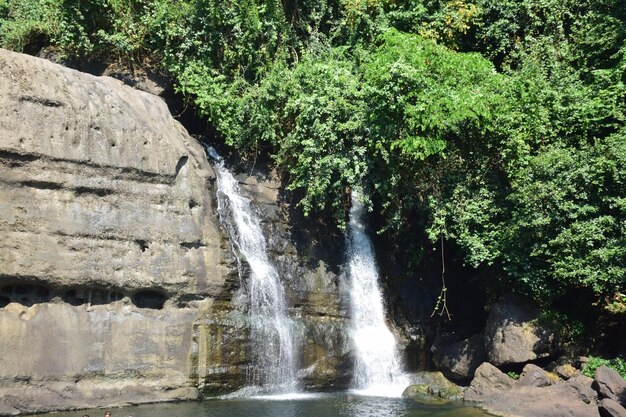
<box><xmin>0</xmin><ymin>49</ymin><xmax>350</xmax><ymax>415</ymax></box>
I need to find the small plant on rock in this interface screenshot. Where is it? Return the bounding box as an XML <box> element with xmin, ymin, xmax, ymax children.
<box><xmin>582</xmin><ymin>356</ymin><xmax>626</xmax><ymax>380</ymax></box>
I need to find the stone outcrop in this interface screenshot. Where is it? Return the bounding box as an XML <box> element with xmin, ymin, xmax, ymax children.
<box><xmin>464</xmin><ymin>358</ymin><xmax>626</xmax><ymax>417</ymax></box>
<box><xmin>402</xmin><ymin>384</ymin><xmax>453</xmax><ymax>405</ymax></box>
<box><xmin>567</xmin><ymin>375</ymin><xmax>600</xmax><ymax>404</ymax></box>
<box><xmin>0</xmin><ymin>49</ymin><xmax>350</xmax><ymax>414</ymax></box>
<box><xmin>484</xmin><ymin>294</ymin><xmax>560</xmax><ymax>366</ymax></box>
<box><xmin>0</xmin><ymin>47</ymin><xmax>227</xmax><ymax>414</ymax></box>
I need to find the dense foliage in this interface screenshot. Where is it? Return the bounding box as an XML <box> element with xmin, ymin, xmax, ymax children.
<box><xmin>582</xmin><ymin>356</ymin><xmax>626</xmax><ymax>380</ymax></box>
<box><xmin>1</xmin><ymin>0</ymin><xmax>624</xmax><ymax>312</ymax></box>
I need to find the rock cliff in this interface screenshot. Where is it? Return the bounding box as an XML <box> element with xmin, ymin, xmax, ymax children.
<box><xmin>0</xmin><ymin>49</ymin><xmax>350</xmax><ymax>415</ymax></box>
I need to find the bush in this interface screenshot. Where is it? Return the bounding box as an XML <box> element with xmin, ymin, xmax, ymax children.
<box><xmin>582</xmin><ymin>356</ymin><xmax>626</xmax><ymax>379</ymax></box>
<box><xmin>0</xmin><ymin>0</ymin><xmax>62</xmax><ymax>51</ymax></box>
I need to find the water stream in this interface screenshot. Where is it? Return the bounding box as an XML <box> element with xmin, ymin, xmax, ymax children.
<box><xmin>346</xmin><ymin>191</ymin><xmax>409</xmax><ymax>397</ymax></box>
<box><xmin>205</xmin><ymin>146</ymin><xmax>407</xmax><ymax>397</ymax></box>
<box><xmin>205</xmin><ymin>146</ymin><xmax>297</xmax><ymax>394</ymax></box>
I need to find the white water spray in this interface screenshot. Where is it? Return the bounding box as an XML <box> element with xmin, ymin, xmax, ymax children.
<box><xmin>205</xmin><ymin>146</ymin><xmax>297</xmax><ymax>393</ymax></box>
<box><xmin>347</xmin><ymin>191</ymin><xmax>408</xmax><ymax>397</ymax></box>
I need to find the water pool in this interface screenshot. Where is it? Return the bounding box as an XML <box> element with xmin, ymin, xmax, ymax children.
<box><xmin>31</xmin><ymin>394</ymin><xmax>492</xmax><ymax>417</ymax></box>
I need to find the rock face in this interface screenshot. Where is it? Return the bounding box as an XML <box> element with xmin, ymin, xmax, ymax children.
<box><xmin>0</xmin><ymin>49</ymin><xmax>225</xmax><ymax>304</ymax></box>
<box><xmin>229</xmin><ymin>167</ymin><xmax>352</xmax><ymax>391</ymax></box>
<box><xmin>0</xmin><ymin>49</ymin><xmax>350</xmax><ymax>414</ymax></box>
<box><xmin>484</xmin><ymin>294</ymin><xmax>560</xmax><ymax>366</ymax></box>
<box><xmin>0</xmin><ymin>47</ymin><xmax>224</xmax><ymax>414</ymax></box>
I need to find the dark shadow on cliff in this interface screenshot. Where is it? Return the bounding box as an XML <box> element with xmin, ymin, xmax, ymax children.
<box><xmin>0</xmin><ymin>283</ymin><xmax>51</xmax><ymax>307</ymax></box>
<box><xmin>280</xmin><ymin>187</ymin><xmax>345</xmax><ymax>275</ymax></box>
<box><xmin>369</xmin><ymin>204</ymin><xmax>490</xmax><ymax>372</ymax></box>
<box><xmin>0</xmin><ymin>279</ymin><xmax>171</xmax><ymax>310</ymax></box>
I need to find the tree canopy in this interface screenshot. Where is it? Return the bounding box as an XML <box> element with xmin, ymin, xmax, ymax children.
<box><xmin>1</xmin><ymin>0</ymin><xmax>624</xmax><ymax>311</ymax></box>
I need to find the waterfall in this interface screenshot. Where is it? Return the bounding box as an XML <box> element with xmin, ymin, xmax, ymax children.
<box><xmin>347</xmin><ymin>191</ymin><xmax>408</xmax><ymax>397</ymax></box>
<box><xmin>205</xmin><ymin>146</ymin><xmax>297</xmax><ymax>394</ymax></box>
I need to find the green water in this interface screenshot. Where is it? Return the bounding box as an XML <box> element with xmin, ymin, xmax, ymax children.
<box><xmin>34</xmin><ymin>394</ymin><xmax>491</xmax><ymax>417</ymax></box>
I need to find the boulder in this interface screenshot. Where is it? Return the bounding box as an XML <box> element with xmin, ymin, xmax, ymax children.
<box><xmin>468</xmin><ymin>368</ymin><xmax>600</xmax><ymax>417</ymax></box>
<box><xmin>599</xmin><ymin>398</ymin><xmax>626</xmax><ymax>417</ymax></box>
<box><xmin>407</xmin><ymin>371</ymin><xmax>464</xmax><ymax>400</ymax></box>
<box><xmin>555</xmin><ymin>364</ymin><xmax>579</xmax><ymax>380</ymax></box>
<box><xmin>567</xmin><ymin>375</ymin><xmax>600</xmax><ymax>404</ymax></box>
<box><xmin>464</xmin><ymin>362</ymin><xmax>516</xmax><ymax>402</ymax></box>
<box><xmin>484</xmin><ymin>294</ymin><xmax>560</xmax><ymax>366</ymax></box>
<box><xmin>594</xmin><ymin>366</ymin><xmax>626</xmax><ymax>405</ymax></box>
<box><xmin>518</xmin><ymin>364</ymin><xmax>558</xmax><ymax>387</ymax></box>
<box><xmin>479</xmin><ymin>383</ymin><xmax>600</xmax><ymax>417</ymax></box>
<box><xmin>432</xmin><ymin>333</ymin><xmax>486</xmax><ymax>381</ymax></box>
<box><xmin>402</xmin><ymin>384</ymin><xmax>452</xmax><ymax>405</ymax></box>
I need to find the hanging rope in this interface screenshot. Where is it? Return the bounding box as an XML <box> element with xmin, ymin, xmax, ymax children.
<box><xmin>431</xmin><ymin>233</ymin><xmax>451</xmax><ymax>320</ymax></box>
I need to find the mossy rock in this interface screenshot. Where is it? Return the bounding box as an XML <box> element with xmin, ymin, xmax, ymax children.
<box><xmin>406</xmin><ymin>371</ymin><xmax>464</xmax><ymax>400</ymax></box>
<box><xmin>402</xmin><ymin>384</ymin><xmax>452</xmax><ymax>405</ymax></box>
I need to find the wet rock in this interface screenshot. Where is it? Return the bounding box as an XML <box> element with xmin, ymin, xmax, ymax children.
<box><xmin>464</xmin><ymin>362</ymin><xmax>516</xmax><ymax>402</ymax></box>
<box><xmin>230</xmin><ymin>160</ymin><xmax>351</xmax><ymax>391</ymax></box>
<box><xmin>599</xmin><ymin>398</ymin><xmax>626</xmax><ymax>417</ymax></box>
<box><xmin>432</xmin><ymin>333</ymin><xmax>486</xmax><ymax>381</ymax></box>
<box><xmin>408</xmin><ymin>371</ymin><xmax>464</xmax><ymax>400</ymax></box>
<box><xmin>484</xmin><ymin>294</ymin><xmax>560</xmax><ymax>366</ymax></box>
<box><xmin>402</xmin><ymin>384</ymin><xmax>452</xmax><ymax>405</ymax></box>
<box><xmin>593</xmin><ymin>366</ymin><xmax>626</xmax><ymax>405</ymax></box>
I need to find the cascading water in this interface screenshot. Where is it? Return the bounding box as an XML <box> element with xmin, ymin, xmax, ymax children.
<box><xmin>205</xmin><ymin>146</ymin><xmax>297</xmax><ymax>394</ymax></box>
<box><xmin>346</xmin><ymin>191</ymin><xmax>408</xmax><ymax>397</ymax></box>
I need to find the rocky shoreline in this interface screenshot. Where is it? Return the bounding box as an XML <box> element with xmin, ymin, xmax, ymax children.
<box><xmin>402</xmin><ymin>292</ymin><xmax>626</xmax><ymax>417</ymax></box>
<box><xmin>403</xmin><ymin>363</ymin><xmax>626</xmax><ymax>417</ymax></box>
